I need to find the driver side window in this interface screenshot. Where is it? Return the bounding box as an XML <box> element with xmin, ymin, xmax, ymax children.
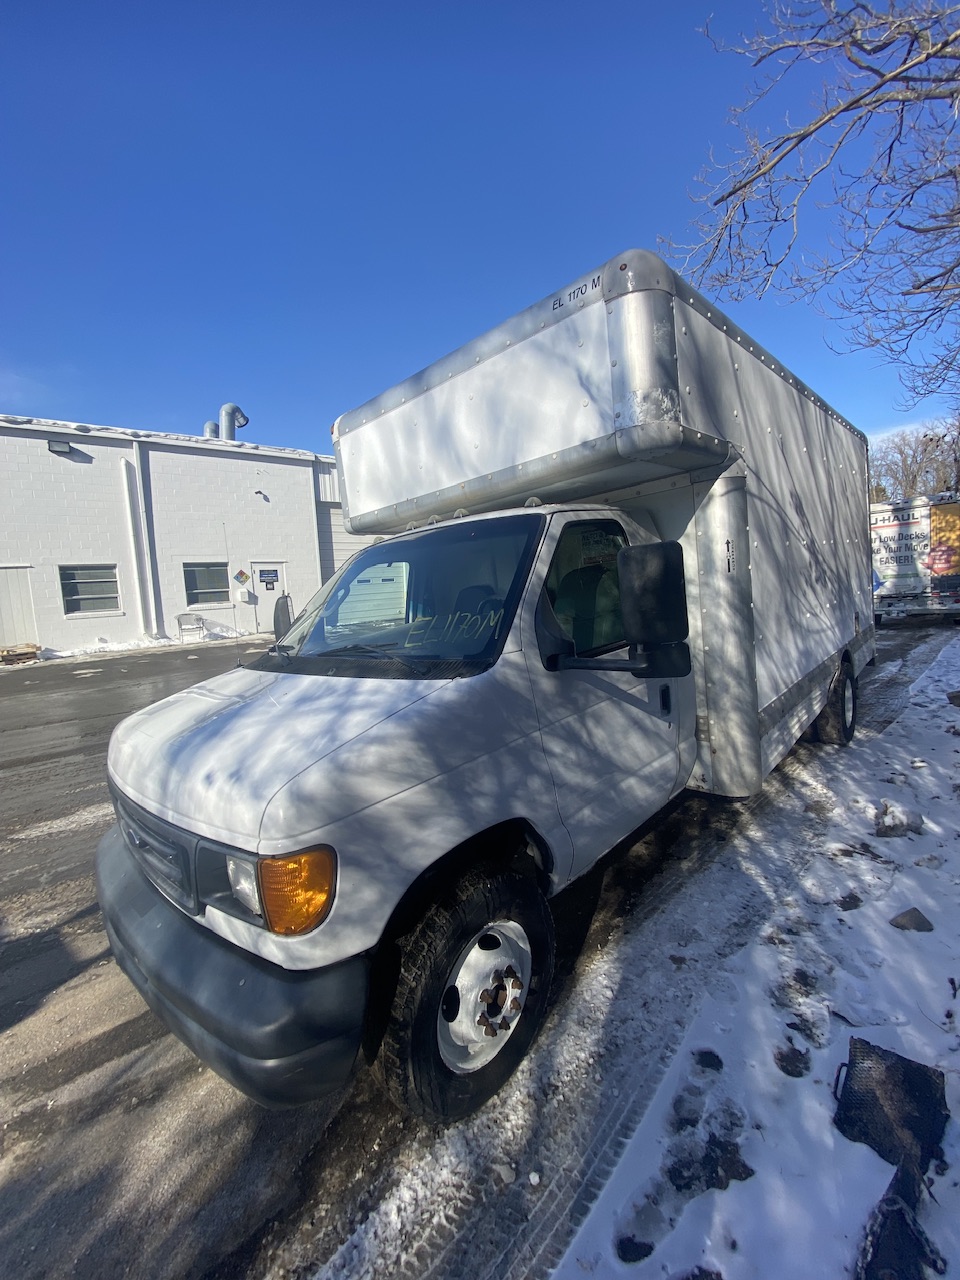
<box><xmin>544</xmin><ymin>521</ymin><xmax>628</xmax><ymax>654</ymax></box>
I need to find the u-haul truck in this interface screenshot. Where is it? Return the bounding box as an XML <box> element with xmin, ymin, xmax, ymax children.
<box><xmin>871</xmin><ymin>494</ymin><xmax>960</xmax><ymax>622</ymax></box>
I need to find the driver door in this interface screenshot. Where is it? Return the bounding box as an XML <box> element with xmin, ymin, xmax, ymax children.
<box><xmin>523</xmin><ymin>516</ymin><xmax>683</xmax><ymax>880</ymax></box>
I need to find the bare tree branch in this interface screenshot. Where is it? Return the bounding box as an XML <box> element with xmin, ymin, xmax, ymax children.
<box><xmin>714</xmin><ymin>22</ymin><xmax>960</xmax><ymax>205</ymax></box>
<box><xmin>667</xmin><ymin>2</ymin><xmax>960</xmax><ymax>408</ymax></box>
<box><xmin>870</xmin><ymin>417</ymin><xmax>960</xmax><ymax>497</ymax></box>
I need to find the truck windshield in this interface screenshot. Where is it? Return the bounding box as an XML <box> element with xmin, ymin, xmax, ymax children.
<box><xmin>252</xmin><ymin>513</ymin><xmax>545</xmax><ymax>679</ymax></box>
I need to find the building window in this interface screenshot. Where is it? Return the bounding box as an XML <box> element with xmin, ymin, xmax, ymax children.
<box><xmin>59</xmin><ymin>565</ymin><xmax>120</xmax><ymax>614</ymax></box>
<box><xmin>184</xmin><ymin>562</ymin><xmax>229</xmax><ymax>606</ymax></box>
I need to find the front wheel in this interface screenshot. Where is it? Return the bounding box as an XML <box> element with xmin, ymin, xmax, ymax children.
<box><xmin>815</xmin><ymin>661</ymin><xmax>857</xmax><ymax>745</ymax></box>
<box><xmin>374</xmin><ymin>866</ymin><xmax>555</xmax><ymax>1123</ymax></box>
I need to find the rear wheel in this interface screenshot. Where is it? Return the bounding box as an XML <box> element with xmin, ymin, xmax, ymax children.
<box><xmin>815</xmin><ymin>660</ymin><xmax>857</xmax><ymax>745</ymax></box>
<box><xmin>374</xmin><ymin>866</ymin><xmax>555</xmax><ymax>1123</ymax></box>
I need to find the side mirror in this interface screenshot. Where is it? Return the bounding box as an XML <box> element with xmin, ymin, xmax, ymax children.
<box><xmin>273</xmin><ymin>592</ymin><xmax>295</xmax><ymax>640</ymax></box>
<box><xmin>617</xmin><ymin>542</ymin><xmax>689</xmax><ymax>647</ymax></box>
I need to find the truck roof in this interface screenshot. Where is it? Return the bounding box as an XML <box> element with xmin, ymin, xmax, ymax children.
<box><xmin>334</xmin><ymin>250</ymin><xmax>858</xmax><ymax>442</ymax></box>
<box><xmin>334</xmin><ymin>249</ymin><xmax>863</xmax><ymax>536</ymax></box>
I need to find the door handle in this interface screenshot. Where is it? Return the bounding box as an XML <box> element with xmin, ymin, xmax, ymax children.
<box><xmin>659</xmin><ymin>683</ymin><xmax>671</xmax><ymax>716</ymax></box>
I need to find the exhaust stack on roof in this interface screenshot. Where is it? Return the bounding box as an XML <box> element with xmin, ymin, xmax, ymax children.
<box><xmin>219</xmin><ymin>403</ymin><xmax>249</xmax><ymax>442</ymax></box>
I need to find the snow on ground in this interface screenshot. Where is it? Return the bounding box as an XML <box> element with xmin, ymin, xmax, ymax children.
<box><xmin>36</xmin><ymin>623</ymin><xmax>250</xmax><ymax>660</ymax></box>
<box><xmin>0</xmin><ymin>631</ymin><xmax>258</xmax><ymax>672</ymax></box>
<box><xmin>288</xmin><ymin>638</ymin><xmax>960</xmax><ymax>1280</ymax></box>
<box><xmin>554</xmin><ymin>639</ymin><xmax>960</xmax><ymax>1280</ymax></box>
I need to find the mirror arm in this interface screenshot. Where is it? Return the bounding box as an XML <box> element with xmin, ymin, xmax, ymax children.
<box><xmin>553</xmin><ymin>647</ymin><xmax>652</xmax><ymax>675</ymax></box>
<box><xmin>548</xmin><ymin>641</ymin><xmax>691</xmax><ymax>679</ymax></box>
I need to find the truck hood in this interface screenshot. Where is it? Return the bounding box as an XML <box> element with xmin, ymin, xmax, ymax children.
<box><xmin>107</xmin><ymin>665</ymin><xmax>442</xmax><ymax>847</ymax></box>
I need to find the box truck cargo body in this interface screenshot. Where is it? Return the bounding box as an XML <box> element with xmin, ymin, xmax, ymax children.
<box><xmin>97</xmin><ymin>250</ymin><xmax>874</xmax><ymax>1122</ymax></box>
<box><xmin>871</xmin><ymin>494</ymin><xmax>960</xmax><ymax>621</ymax></box>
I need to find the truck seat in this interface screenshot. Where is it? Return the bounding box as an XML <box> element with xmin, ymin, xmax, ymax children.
<box><xmin>553</xmin><ymin>566</ymin><xmax>623</xmax><ymax>653</ymax></box>
<box><xmin>454</xmin><ymin>584</ymin><xmax>497</xmax><ymax>614</ymax></box>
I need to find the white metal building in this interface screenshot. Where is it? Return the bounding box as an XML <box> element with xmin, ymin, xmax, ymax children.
<box><xmin>0</xmin><ymin>414</ymin><xmax>366</xmax><ymax>655</ymax></box>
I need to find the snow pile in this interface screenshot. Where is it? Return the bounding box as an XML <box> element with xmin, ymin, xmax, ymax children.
<box><xmin>555</xmin><ymin>640</ymin><xmax>960</xmax><ymax>1279</ymax></box>
<box><xmin>38</xmin><ymin>637</ymin><xmax>181</xmax><ymax>660</ymax></box>
<box><xmin>13</xmin><ymin>628</ymin><xmax>255</xmax><ymax>663</ymax></box>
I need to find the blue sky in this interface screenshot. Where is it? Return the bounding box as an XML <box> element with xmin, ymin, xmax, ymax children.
<box><xmin>2</xmin><ymin>1</ymin><xmax>952</xmax><ymax>452</ymax></box>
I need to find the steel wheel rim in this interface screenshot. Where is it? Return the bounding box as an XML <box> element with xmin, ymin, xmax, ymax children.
<box><xmin>843</xmin><ymin>676</ymin><xmax>855</xmax><ymax>729</ymax></box>
<box><xmin>436</xmin><ymin>920</ymin><xmax>533</xmax><ymax>1074</ymax></box>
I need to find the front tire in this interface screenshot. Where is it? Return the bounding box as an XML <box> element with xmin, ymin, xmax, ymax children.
<box><xmin>374</xmin><ymin>866</ymin><xmax>555</xmax><ymax>1123</ymax></box>
<box><xmin>815</xmin><ymin>660</ymin><xmax>857</xmax><ymax>745</ymax></box>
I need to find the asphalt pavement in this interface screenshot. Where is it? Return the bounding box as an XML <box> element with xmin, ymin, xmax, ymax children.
<box><xmin>0</xmin><ymin>637</ymin><xmax>341</xmax><ymax>1280</ymax></box>
<box><xmin>0</xmin><ymin>624</ymin><xmax>955</xmax><ymax>1280</ymax></box>
<box><xmin>0</xmin><ymin>639</ymin><xmax>265</xmax><ymax>897</ymax></box>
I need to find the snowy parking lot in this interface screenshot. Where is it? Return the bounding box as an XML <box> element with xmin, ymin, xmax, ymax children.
<box><xmin>1</xmin><ymin>628</ymin><xmax>958</xmax><ymax>1280</ymax></box>
<box><xmin>243</xmin><ymin>628</ymin><xmax>960</xmax><ymax>1280</ymax></box>
<box><xmin>256</xmin><ymin>634</ymin><xmax>954</xmax><ymax>1280</ymax></box>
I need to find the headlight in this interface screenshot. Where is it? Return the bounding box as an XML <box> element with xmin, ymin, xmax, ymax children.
<box><xmin>198</xmin><ymin>844</ymin><xmax>337</xmax><ymax>935</ymax></box>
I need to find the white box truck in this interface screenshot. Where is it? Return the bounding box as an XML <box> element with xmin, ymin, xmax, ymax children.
<box><xmin>871</xmin><ymin>493</ymin><xmax>960</xmax><ymax>622</ymax></box>
<box><xmin>97</xmin><ymin>250</ymin><xmax>874</xmax><ymax>1122</ymax></box>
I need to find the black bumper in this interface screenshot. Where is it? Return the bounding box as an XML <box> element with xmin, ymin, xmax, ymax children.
<box><xmin>96</xmin><ymin>824</ymin><xmax>370</xmax><ymax>1108</ymax></box>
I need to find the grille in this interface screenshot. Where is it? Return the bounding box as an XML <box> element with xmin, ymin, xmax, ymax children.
<box><xmin>112</xmin><ymin>788</ymin><xmax>198</xmax><ymax>914</ymax></box>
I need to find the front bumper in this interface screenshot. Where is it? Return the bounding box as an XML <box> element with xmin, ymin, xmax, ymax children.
<box><xmin>96</xmin><ymin>824</ymin><xmax>370</xmax><ymax>1107</ymax></box>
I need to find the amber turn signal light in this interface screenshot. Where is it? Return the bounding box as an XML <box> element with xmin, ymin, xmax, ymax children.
<box><xmin>258</xmin><ymin>848</ymin><xmax>336</xmax><ymax>935</ymax></box>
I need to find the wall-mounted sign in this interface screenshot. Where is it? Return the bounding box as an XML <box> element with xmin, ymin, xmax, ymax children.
<box><xmin>258</xmin><ymin>568</ymin><xmax>280</xmax><ymax>583</ymax></box>
<box><xmin>234</xmin><ymin>569</ymin><xmax>251</xmax><ymax>585</ymax></box>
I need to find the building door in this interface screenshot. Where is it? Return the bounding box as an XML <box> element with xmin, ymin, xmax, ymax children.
<box><xmin>0</xmin><ymin>567</ymin><xmax>38</xmax><ymax>649</ymax></box>
<box><xmin>249</xmin><ymin>561</ymin><xmax>288</xmax><ymax>633</ymax></box>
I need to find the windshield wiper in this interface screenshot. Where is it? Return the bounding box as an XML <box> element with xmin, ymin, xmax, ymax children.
<box><xmin>267</xmin><ymin>642</ymin><xmax>295</xmax><ymax>665</ymax></box>
<box><xmin>321</xmin><ymin>642</ymin><xmax>426</xmax><ymax>676</ymax></box>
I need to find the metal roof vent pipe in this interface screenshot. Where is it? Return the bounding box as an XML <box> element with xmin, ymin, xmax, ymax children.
<box><xmin>219</xmin><ymin>403</ymin><xmax>249</xmax><ymax>442</ymax></box>
<box><xmin>203</xmin><ymin>420</ymin><xmax>219</xmax><ymax>438</ymax></box>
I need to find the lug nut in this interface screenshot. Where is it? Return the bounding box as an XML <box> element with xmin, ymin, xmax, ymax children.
<box><xmin>504</xmin><ymin>965</ymin><xmax>523</xmax><ymax>990</ymax></box>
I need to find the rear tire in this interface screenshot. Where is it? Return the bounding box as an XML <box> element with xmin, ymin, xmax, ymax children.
<box><xmin>815</xmin><ymin>661</ymin><xmax>857</xmax><ymax>745</ymax></box>
<box><xmin>374</xmin><ymin>866</ymin><xmax>555</xmax><ymax>1123</ymax></box>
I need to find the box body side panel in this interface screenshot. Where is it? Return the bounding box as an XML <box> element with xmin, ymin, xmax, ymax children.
<box><xmin>337</xmin><ymin>298</ymin><xmax>614</xmax><ymax>522</ymax></box>
<box><xmin>677</xmin><ymin>303</ymin><xmax>873</xmax><ymax>720</ymax></box>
